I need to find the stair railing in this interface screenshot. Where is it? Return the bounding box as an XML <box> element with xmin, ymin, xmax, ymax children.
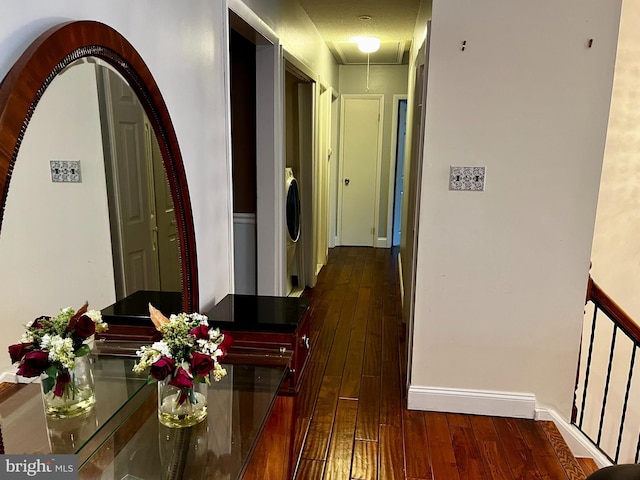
<box><xmin>573</xmin><ymin>276</ymin><xmax>640</xmax><ymax>464</ymax></box>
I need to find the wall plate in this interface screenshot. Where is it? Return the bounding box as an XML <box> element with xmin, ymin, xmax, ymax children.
<box><xmin>50</xmin><ymin>160</ymin><xmax>81</xmax><ymax>183</ymax></box>
<box><xmin>449</xmin><ymin>166</ymin><xmax>485</xmax><ymax>191</ymax></box>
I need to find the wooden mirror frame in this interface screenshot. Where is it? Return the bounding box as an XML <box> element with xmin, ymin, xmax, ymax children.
<box><xmin>0</xmin><ymin>20</ymin><xmax>198</xmax><ymax>311</ymax></box>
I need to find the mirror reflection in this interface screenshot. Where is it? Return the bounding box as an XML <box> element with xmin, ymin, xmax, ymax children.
<box><xmin>0</xmin><ymin>59</ymin><xmax>180</xmax><ymax>318</ymax></box>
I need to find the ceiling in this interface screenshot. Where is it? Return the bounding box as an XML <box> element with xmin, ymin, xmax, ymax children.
<box><xmin>297</xmin><ymin>0</ymin><xmax>423</xmax><ymax>65</ymax></box>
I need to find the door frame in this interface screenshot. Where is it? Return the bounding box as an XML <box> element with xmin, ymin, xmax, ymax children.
<box><xmin>337</xmin><ymin>94</ymin><xmax>384</xmax><ymax>247</ymax></box>
<box><xmin>387</xmin><ymin>94</ymin><xmax>408</xmax><ymax>248</ymax></box>
<box><xmin>284</xmin><ymin>54</ymin><xmax>319</xmax><ymax>290</ymax></box>
<box><xmin>227</xmin><ymin>2</ymin><xmax>285</xmax><ymax>296</ymax></box>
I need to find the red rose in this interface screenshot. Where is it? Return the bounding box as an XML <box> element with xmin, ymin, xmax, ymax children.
<box><xmin>150</xmin><ymin>356</ymin><xmax>176</xmax><ymax>381</ymax></box>
<box><xmin>8</xmin><ymin>342</ymin><xmax>32</xmax><ymax>364</ymax></box>
<box><xmin>217</xmin><ymin>332</ymin><xmax>233</xmax><ymax>359</ymax></box>
<box><xmin>31</xmin><ymin>316</ymin><xmax>49</xmax><ymax>329</ymax></box>
<box><xmin>16</xmin><ymin>351</ymin><xmax>50</xmax><ymax>377</ymax></box>
<box><xmin>72</xmin><ymin>314</ymin><xmax>96</xmax><ymax>339</ymax></box>
<box><xmin>190</xmin><ymin>351</ymin><xmax>214</xmax><ymax>377</ymax></box>
<box><xmin>53</xmin><ymin>370</ymin><xmax>71</xmax><ymax>397</ymax></box>
<box><xmin>168</xmin><ymin>366</ymin><xmax>193</xmax><ymax>390</ymax></box>
<box><xmin>189</xmin><ymin>324</ymin><xmax>210</xmax><ymax>340</ymax></box>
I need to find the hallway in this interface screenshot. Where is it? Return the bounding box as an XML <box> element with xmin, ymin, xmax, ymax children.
<box><xmin>292</xmin><ymin>246</ymin><xmax>597</xmax><ymax>480</ymax></box>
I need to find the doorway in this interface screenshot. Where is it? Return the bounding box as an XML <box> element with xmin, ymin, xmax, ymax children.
<box><xmin>392</xmin><ymin>98</ymin><xmax>408</xmax><ymax>247</ymax></box>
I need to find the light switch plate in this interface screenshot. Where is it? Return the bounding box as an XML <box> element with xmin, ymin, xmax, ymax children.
<box><xmin>50</xmin><ymin>160</ymin><xmax>81</xmax><ymax>183</ymax></box>
<box><xmin>449</xmin><ymin>166</ymin><xmax>485</xmax><ymax>191</ymax></box>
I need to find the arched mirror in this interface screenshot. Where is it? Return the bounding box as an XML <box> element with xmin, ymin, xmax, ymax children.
<box><xmin>0</xmin><ymin>21</ymin><xmax>198</xmax><ymax>317</ymax></box>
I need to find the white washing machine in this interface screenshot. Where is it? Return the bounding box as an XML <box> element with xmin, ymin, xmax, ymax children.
<box><xmin>285</xmin><ymin>168</ymin><xmax>301</xmax><ymax>295</ymax></box>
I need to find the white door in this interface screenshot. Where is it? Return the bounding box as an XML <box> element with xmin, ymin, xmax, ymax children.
<box><xmin>148</xmin><ymin>124</ymin><xmax>181</xmax><ymax>292</ymax></box>
<box><xmin>100</xmin><ymin>67</ymin><xmax>159</xmax><ymax>296</ymax></box>
<box><xmin>339</xmin><ymin>95</ymin><xmax>383</xmax><ymax>246</ymax></box>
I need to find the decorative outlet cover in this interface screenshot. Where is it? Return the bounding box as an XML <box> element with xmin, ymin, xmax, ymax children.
<box><xmin>449</xmin><ymin>166</ymin><xmax>485</xmax><ymax>191</ymax></box>
<box><xmin>50</xmin><ymin>160</ymin><xmax>81</xmax><ymax>183</ymax></box>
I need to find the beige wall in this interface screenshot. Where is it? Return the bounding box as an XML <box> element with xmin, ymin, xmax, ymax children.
<box><xmin>410</xmin><ymin>0</ymin><xmax>621</xmax><ymax>418</ymax></box>
<box><xmin>590</xmin><ymin>0</ymin><xmax>640</xmax><ymax>319</ymax></box>
<box><xmin>338</xmin><ymin>65</ymin><xmax>409</xmax><ymax>242</ymax></box>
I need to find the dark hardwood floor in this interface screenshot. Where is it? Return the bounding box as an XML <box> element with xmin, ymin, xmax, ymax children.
<box><xmin>292</xmin><ymin>246</ymin><xmax>592</xmax><ymax>480</ymax></box>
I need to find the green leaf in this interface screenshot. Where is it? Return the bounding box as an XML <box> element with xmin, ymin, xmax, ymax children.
<box><xmin>74</xmin><ymin>345</ymin><xmax>91</xmax><ymax>357</ymax></box>
<box><xmin>146</xmin><ymin>376</ymin><xmax>158</xmax><ymax>385</ymax></box>
<box><xmin>45</xmin><ymin>365</ymin><xmax>58</xmax><ymax>379</ymax></box>
<box><xmin>42</xmin><ymin>375</ymin><xmax>55</xmax><ymax>394</ymax></box>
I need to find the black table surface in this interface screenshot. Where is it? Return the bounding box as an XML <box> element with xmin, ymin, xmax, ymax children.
<box><xmin>100</xmin><ymin>290</ymin><xmax>183</xmax><ymax>325</ymax></box>
<box><xmin>203</xmin><ymin>294</ymin><xmax>310</xmax><ymax>333</ymax></box>
<box><xmin>101</xmin><ymin>291</ymin><xmax>309</xmax><ymax>333</ymax></box>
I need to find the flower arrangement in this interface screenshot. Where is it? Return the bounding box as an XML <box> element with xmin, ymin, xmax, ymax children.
<box><xmin>132</xmin><ymin>305</ymin><xmax>232</xmax><ymax>405</ymax></box>
<box><xmin>8</xmin><ymin>303</ymin><xmax>108</xmax><ymax>396</ymax></box>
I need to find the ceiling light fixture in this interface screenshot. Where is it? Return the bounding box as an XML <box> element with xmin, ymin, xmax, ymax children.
<box><xmin>358</xmin><ymin>15</ymin><xmax>372</xmax><ymax>21</ymax></box>
<box><xmin>354</xmin><ymin>36</ymin><xmax>381</xmax><ymax>53</ymax></box>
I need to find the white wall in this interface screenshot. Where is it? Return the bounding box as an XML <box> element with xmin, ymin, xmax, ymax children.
<box><xmin>0</xmin><ymin>63</ymin><xmax>115</xmax><ymax>370</ymax></box>
<box><xmin>410</xmin><ymin>0</ymin><xmax>621</xmax><ymax>419</ymax></box>
<box><xmin>590</xmin><ymin>0</ymin><xmax>640</xmax><ymax>319</ymax></box>
<box><xmin>0</xmin><ymin>2</ymin><xmax>234</xmax><ymax>370</ymax></box>
<box><xmin>338</xmin><ymin>65</ymin><xmax>409</xmax><ymax>242</ymax></box>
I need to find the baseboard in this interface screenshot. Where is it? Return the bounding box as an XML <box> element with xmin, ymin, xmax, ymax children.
<box><xmin>535</xmin><ymin>407</ymin><xmax>612</xmax><ymax>468</ymax></box>
<box><xmin>407</xmin><ymin>385</ymin><xmax>536</xmax><ymax>419</ymax></box>
<box><xmin>375</xmin><ymin>236</ymin><xmax>388</xmax><ymax>248</ymax></box>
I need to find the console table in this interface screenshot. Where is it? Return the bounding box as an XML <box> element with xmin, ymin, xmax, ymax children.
<box><xmin>0</xmin><ymin>355</ymin><xmax>288</xmax><ymax>479</ymax></box>
<box><xmin>98</xmin><ymin>292</ymin><xmax>311</xmax><ymax>395</ymax></box>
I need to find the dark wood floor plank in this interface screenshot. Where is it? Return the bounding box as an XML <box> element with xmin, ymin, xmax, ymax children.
<box><xmin>295</xmin><ymin>459</ymin><xmax>325</xmax><ymax>480</ymax></box>
<box><xmin>492</xmin><ymin>417</ymin><xmax>543</xmax><ymax>480</ymax></box>
<box><xmin>301</xmin><ymin>375</ymin><xmax>342</xmax><ymax>461</ymax></box>
<box><xmin>362</xmin><ymin>332</ymin><xmax>381</xmax><ymax>377</ymax></box>
<box><xmin>447</xmin><ymin>414</ymin><xmax>487</xmax><ymax>480</ymax></box>
<box><xmin>425</xmin><ymin>412</ymin><xmax>461</xmax><ymax>480</ymax></box>
<box><xmin>355</xmin><ymin>375</ymin><xmax>381</xmax><ymax>442</ymax></box>
<box><xmin>516</xmin><ymin>419</ymin><xmax>572</xmax><ymax>480</ymax></box>
<box><xmin>324</xmin><ymin>399</ymin><xmax>358</xmax><ymax>480</ymax></box>
<box><xmin>380</xmin><ymin>313</ymin><xmax>402</xmax><ymax>427</ymax></box>
<box><xmin>325</xmin><ymin>288</ymin><xmax>358</xmax><ymax>377</ymax></box>
<box><xmin>338</xmin><ymin>263</ymin><xmax>354</xmax><ymax>285</ymax></box>
<box><xmin>403</xmin><ymin>409</ymin><xmax>431</xmax><ymax>479</ymax></box>
<box><xmin>380</xmin><ymin>425</ymin><xmax>404</xmax><ymax>480</ymax></box>
<box><xmin>469</xmin><ymin>415</ymin><xmax>515</xmax><ymax>480</ymax></box>
<box><xmin>340</xmin><ymin>289</ymin><xmax>370</xmax><ymax>398</ymax></box>
<box><xmin>350</xmin><ymin>440</ymin><xmax>377</xmax><ymax>480</ymax></box>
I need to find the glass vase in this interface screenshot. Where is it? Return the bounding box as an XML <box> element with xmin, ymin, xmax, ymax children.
<box><xmin>157</xmin><ymin>379</ymin><xmax>208</xmax><ymax>428</ymax></box>
<box><xmin>41</xmin><ymin>355</ymin><xmax>95</xmax><ymax>419</ymax></box>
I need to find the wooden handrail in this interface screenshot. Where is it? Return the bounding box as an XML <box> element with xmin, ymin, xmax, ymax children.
<box><xmin>587</xmin><ymin>276</ymin><xmax>640</xmax><ymax>345</ymax></box>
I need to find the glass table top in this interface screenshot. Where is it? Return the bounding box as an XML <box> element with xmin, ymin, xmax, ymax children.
<box><xmin>0</xmin><ymin>356</ymin><xmax>148</xmax><ymax>460</ymax></box>
<box><xmin>0</xmin><ymin>355</ymin><xmax>288</xmax><ymax>480</ymax></box>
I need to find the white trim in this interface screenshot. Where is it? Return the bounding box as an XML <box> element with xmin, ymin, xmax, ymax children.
<box><xmin>375</xmin><ymin>237</ymin><xmax>388</xmax><ymax>248</ymax></box>
<box><xmin>228</xmin><ymin>0</ymin><xmax>278</xmax><ymax>45</ymax></box>
<box><xmin>387</xmin><ymin>94</ymin><xmax>407</xmax><ymax>248</ymax></box>
<box><xmin>407</xmin><ymin>385</ymin><xmax>536</xmax><ymax>419</ymax></box>
<box><xmin>535</xmin><ymin>407</ymin><xmax>612</xmax><ymax>468</ymax></box>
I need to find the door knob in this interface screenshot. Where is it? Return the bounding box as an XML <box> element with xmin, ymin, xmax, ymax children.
<box><xmin>344</xmin><ymin>178</ymin><xmax>350</xmax><ymax>186</ymax></box>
